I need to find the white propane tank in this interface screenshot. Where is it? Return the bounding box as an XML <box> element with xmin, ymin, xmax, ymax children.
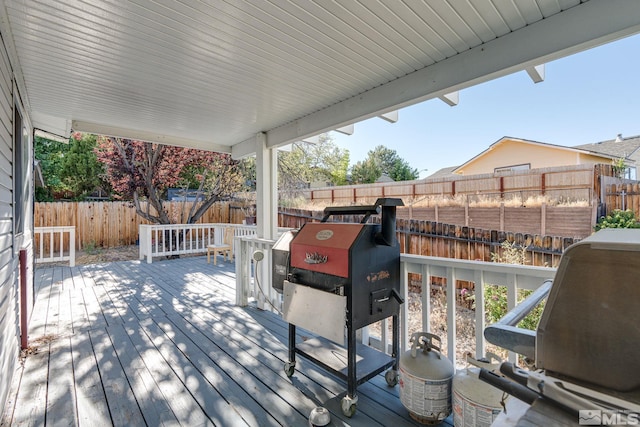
<box><xmin>399</xmin><ymin>332</ymin><xmax>454</xmax><ymax>425</ymax></box>
<box><xmin>452</xmin><ymin>353</ymin><xmax>507</xmax><ymax>427</ymax></box>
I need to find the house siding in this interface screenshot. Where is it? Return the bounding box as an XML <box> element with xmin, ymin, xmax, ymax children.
<box><xmin>0</xmin><ymin>28</ymin><xmax>33</xmax><ymax>416</ymax></box>
<box><xmin>457</xmin><ymin>139</ymin><xmax>613</xmax><ymax>175</ymax></box>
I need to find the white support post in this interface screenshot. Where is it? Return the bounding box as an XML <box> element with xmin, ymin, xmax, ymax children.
<box><xmin>255</xmin><ymin>132</ymin><xmax>278</xmax><ymax>240</ymax></box>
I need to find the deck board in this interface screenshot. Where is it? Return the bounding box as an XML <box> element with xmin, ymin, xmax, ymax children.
<box><xmin>1</xmin><ymin>257</ymin><xmax>452</xmax><ymax>427</ymax></box>
<box><xmin>69</xmin><ymin>332</ymin><xmax>111</xmax><ymax>426</ymax></box>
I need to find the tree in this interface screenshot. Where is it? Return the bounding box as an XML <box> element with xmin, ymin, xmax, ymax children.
<box><xmin>95</xmin><ymin>137</ymin><xmax>244</xmax><ymax>225</ymax></box>
<box><xmin>278</xmin><ymin>133</ymin><xmax>350</xmax><ymax>196</ymax></box>
<box><xmin>350</xmin><ymin>145</ymin><xmax>418</xmax><ymax>184</ymax></box>
<box><xmin>60</xmin><ymin>133</ymin><xmax>110</xmax><ymax>199</ymax></box>
<box><xmin>35</xmin><ymin>135</ymin><xmax>68</xmax><ymax>201</ymax></box>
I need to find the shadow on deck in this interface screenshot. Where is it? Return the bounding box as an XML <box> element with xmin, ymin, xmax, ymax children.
<box><xmin>1</xmin><ymin>256</ymin><xmax>453</xmax><ymax>426</ymax></box>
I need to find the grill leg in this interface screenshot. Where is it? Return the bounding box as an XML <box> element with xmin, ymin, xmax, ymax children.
<box><xmin>347</xmin><ymin>323</ymin><xmax>356</xmax><ymax>399</ymax></box>
<box><xmin>342</xmin><ymin>322</ymin><xmax>358</xmax><ymax>417</ymax></box>
<box><xmin>392</xmin><ymin>314</ymin><xmax>399</xmax><ymax>369</ymax></box>
<box><xmin>288</xmin><ymin>323</ymin><xmax>296</xmax><ymax>363</ymax></box>
<box><xmin>284</xmin><ymin>324</ymin><xmax>296</xmax><ymax>377</ymax></box>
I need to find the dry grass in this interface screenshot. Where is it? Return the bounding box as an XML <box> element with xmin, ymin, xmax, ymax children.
<box><xmin>281</xmin><ymin>193</ymin><xmax>590</xmax><ymax>211</ymax></box>
<box><xmin>369</xmin><ymin>290</ymin><xmax>478</xmax><ymax>368</ymax></box>
<box><xmin>408</xmin><ymin>194</ymin><xmax>589</xmax><ymax>208</ymax></box>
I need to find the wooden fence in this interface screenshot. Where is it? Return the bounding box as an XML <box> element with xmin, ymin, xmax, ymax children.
<box><xmin>604</xmin><ymin>182</ymin><xmax>640</xmax><ymax>215</ymax></box>
<box><xmin>36</xmin><ymin>197</ymin><xmax>594</xmax><ymax>253</ymax></box>
<box><xmin>278</xmin><ymin>208</ymin><xmax>583</xmax><ymax>268</ymax></box>
<box><xmin>303</xmin><ymin>163</ymin><xmax>615</xmax><ymax>206</ymax></box>
<box><xmin>34</xmin><ymin>201</ymin><xmax>248</xmax><ymax>249</ymax></box>
<box><xmin>279</xmin><ymin>204</ymin><xmax>595</xmax><ymax>239</ymax></box>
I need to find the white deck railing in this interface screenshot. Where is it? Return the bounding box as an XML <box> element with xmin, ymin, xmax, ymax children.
<box><xmin>235</xmin><ymin>236</ymin><xmax>556</xmax><ymax>367</ymax></box>
<box><xmin>139</xmin><ymin>223</ymin><xmax>258</xmax><ymax>263</ymax></box>
<box><xmin>34</xmin><ymin>226</ymin><xmax>76</xmax><ymax>267</ymax></box>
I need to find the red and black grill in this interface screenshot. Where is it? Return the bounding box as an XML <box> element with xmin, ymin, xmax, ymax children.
<box><xmin>272</xmin><ymin>198</ymin><xmax>404</xmax><ymax>417</ymax></box>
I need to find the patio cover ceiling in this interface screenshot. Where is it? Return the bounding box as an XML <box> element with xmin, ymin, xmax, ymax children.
<box><xmin>2</xmin><ymin>0</ymin><xmax>640</xmax><ymax>158</ymax></box>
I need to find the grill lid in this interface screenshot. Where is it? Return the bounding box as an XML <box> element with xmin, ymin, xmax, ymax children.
<box><xmin>536</xmin><ymin>228</ymin><xmax>640</xmax><ymax>393</ymax></box>
<box><xmin>290</xmin><ymin>223</ymin><xmax>364</xmax><ymax>278</ymax></box>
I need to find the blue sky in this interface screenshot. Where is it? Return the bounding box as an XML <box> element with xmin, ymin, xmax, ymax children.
<box><xmin>331</xmin><ymin>33</ymin><xmax>640</xmax><ymax>178</ymax></box>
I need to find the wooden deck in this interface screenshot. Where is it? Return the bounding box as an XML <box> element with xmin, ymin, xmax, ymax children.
<box><xmin>0</xmin><ymin>256</ymin><xmax>453</xmax><ymax>427</ymax></box>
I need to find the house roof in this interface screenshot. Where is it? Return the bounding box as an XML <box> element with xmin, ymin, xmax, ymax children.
<box><xmin>2</xmin><ymin>1</ymin><xmax>640</xmax><ymax>158</ymax></box>
<box><xmin>426</xmin><ymin>166</ymin><xmax>459</xmax><ymax>180</ymax></box>
<box><xmin>573</xmin><ymin>134</ymin><xmax>640</xmax><ymax>163</ymax></box>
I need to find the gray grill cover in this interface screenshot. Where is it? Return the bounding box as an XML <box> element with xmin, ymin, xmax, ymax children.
<box><xmin>536</xmin><ymin>228</ymin><xmax>640</xmax><ymax>392</ymax></box>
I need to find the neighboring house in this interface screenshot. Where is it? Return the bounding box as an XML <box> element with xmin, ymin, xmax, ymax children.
<box><xmin>375</xmin><ymin>173</ymin><xmax>395</xmax><ymax>183</ymax></box>
<box><xmin>0</xmin><ymin>43</ymin><xmax>35</xmax><ymax>412</ymax></box>
<box><xmin>452</xmin><ymin>136</ymin><xmax>634</xmax><ymax>176</ymax></box>
<box><xmin>425</xmin><ymin>166</ymin><xmax>459</xmax><ymax>180</ymax></box>
<box><xmin>573</xmin><ymin>134</ymin><xmax>640</xmax><ymax>179</ymax></box>
<box><xmin>167</xmin><ymin>188</ymin><xmax>205</xmax><ymax>202</ymax></box>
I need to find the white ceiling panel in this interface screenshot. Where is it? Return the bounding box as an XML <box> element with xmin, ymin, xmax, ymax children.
<box><xmin>0</xmin><ymin>0</ymin><xmax>638</xmax><ymax>156</ymax></box>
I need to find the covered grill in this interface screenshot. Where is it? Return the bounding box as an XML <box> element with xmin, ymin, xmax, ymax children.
<box><xmin>482</xmin><ymin>229</ymin><xmax>640</xmax><ymax>425</ymax></box>
<box><xmin>272</xmin><ymin>198</ymin><xmax>404</xmax><ymax>417</ymax></box>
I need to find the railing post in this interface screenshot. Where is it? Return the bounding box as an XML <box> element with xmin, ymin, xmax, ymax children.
<box><xmin>139</xmin><ymin>225</ymin><xmax>146</xmax><ymax>260</ymax></box>
<box><xmin>446</xmin><ymin>267</ymin><xmax>456</xmax><ymax>367</ymax></box>
<box><xmin>506</xmin><ymin>273</ymin><xmax>518</xmax><ymax>363</ymax></box>
<box><xmin>421</xmin><ymin>264</ymin><xmax>431</xmax><ymax>335</ymax></box>
<box><xmin>235</xmin><ymin>237</ymin><xmax>249</xmax><ymax>306</ymax></box>
<box><xmin>69</xmin><ymin>227</ymin><xmax>76</xmax><ymax>267</ymax></box>
<box><xmin>147</xmin><ymin>226</ymin><xmax>154</xmax><ymax>264</ymax></box>
<box><xmin>400</xmin><ymin>261</ymin><xmax>409</xmax><ymax>354</ymax></box>
<box><xmin>474</xmin><ymin>270</ymin><xmax>485</xmax><ymax>359</ymax></box>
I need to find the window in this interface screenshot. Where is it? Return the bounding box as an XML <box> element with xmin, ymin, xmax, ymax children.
<box><xmin>494</xmin><ymin>163</ymin><xmax>531</xmax><ymax>173</ymax></box>
<box><xmin>13</xmin><ymin>106</ymin><xmax>26</xmax><ymax>235</ymax></box>
<box><xmin>623</xmin><ymin>166</ymin><xmax>637</xmax><ymax>180</ymax></box>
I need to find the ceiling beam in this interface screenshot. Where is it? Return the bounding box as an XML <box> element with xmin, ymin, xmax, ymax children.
<box><xmin>32</xmin><ymin>112</ymin><xmax>72</xmax><ymax>139</ymax></box>
<box><xmin>526</xmin><ymin>64</ymin><xmax>546</xmax><ymax>84</ymax></box>
<box><xmin>438</xmin><ymin>92</ymin><xmax>459</xmax><ymax>107</ymax></box>
<box><xmin>378</xmin><ymin>110</ymin><xmax>399</xmax><ymax>123</ymax></box>
<box><xmin>334</xmin><ymin>124</ymin><xmax>354</xmax><ymax>135</ymax></box>
<box><xmin>263</xmin><ymin>0</ymin><xmax>640</xmax><ymax>148</ymax></box>
<box><xmin>72</xmin><ymin>120</ymin><xmax>231</xmax><ymax>153</ymax></box>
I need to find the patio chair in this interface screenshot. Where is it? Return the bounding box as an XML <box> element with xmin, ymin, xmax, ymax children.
<box><xmin>207</xmin><ymin>227</ymin><xmax>234</xmax><ymax>265</ymax></box>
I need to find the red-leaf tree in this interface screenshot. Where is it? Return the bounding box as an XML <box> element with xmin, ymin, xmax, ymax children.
<box><xmin>95</xmin><ymin>136</ymin><xmax>244</xmax><ymax>225</ymax></box>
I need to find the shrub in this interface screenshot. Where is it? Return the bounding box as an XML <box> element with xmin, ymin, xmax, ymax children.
<box><xmin>473</xmin><ymin>241</ymin><xmax>545</xmax><ymax>331</ymax></box>
<box><xmin>594</xmin><ymin>209</ymin><xmax>640</xmax><ymax>231</ymax></box>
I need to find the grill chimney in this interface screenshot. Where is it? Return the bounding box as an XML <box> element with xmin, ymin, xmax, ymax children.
<box><xmin>615</xmin><ymin>134</ymin><xmax>623</xmax><ymax>142</ymax></box>
<box><xmin>374</xmin><ymin>198</ymin><xmax>404</xmax><ymax>246</ymax></box>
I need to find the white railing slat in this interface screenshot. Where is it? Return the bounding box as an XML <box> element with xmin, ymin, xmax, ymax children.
<box><xmin>138</xmin><ymin>223</ymin><xmax>261</xmax><ymax>263</ymax></box>
<box><xmin>34</xmin><ymin>226</ymin><xmax>76</xmax><ymax>267</ymax></box>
